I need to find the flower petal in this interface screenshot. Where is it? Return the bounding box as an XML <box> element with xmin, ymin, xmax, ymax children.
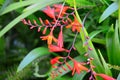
<box><xmin>48</xmin><ymin>45</ymin><xmax>69</xmax><ymax>52</ymax></box>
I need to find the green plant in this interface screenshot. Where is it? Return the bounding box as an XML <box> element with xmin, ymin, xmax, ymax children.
<box><xmin>0</xmin><ymin>0</ymin><xmax>119</xmax><ymax>80</ymax></box>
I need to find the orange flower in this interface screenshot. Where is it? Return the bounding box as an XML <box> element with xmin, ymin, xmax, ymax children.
<box><xmin>54</xmin><ymin>4</ymin><xmax>69</xmax><ymax>17</ymax></box>
<box><xmin>96</xmin><ymin>73</ymin><xmax>116</xmax><ymax>80</ymax></box>
<box><xmin>48</xmin><ymin>44</ymin><xmax>69</xmax><ymax>52</ymax></box>
<box><xmin>43</xmin><ymin>6</ymin><xmax>55</xmax><ymax>19</ymax></box>
<box><xmin>72</xmin><ymin>60</ymin><xmax>88</xmax><ymax>75</ymax></box>
<box><xmin>50</xmin><ymin>57</ymin><xmax>62</xmax><ymax>65</ymax></box>
<box><xmin>66</xmin><ymin>15</ymin><xmax>82</xmax><ymax>32</ymax></box>
<box><xmin>40</xmin><ymin>33</ymin><xmax>57</xmax><ymax>45</ymax></box>
<box><xmin>57</xmin><ymin>26</ymin><xmax>63</xmax><ymax>48</ymax></box>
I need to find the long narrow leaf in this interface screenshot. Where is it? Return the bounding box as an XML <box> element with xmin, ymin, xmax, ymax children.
<box><xmin>99</xmin><ymin>2</ymin><xmax>118</xmax><ymax>23</ymax></box>
<box><xmin>0</xmin><ymin>0</ymin><xmax>41</xmax><ymax>15</ymax></box>
<box><xmin>0</xmin><ymin>0</ymin><xmax>12</xmax><ymax>13</ymax></box>
<box><xmin>106</xmin><ymin>21</ymin><xmax>120</xmax><ymax>65</ymax></box>
<box><xmin>17</xmin><ymin>47</ymin><xmax>50</xmax><ymax>72</ymax></box>
<box><xmin>98</xmin><ymin>49</ymin><xmax>112</xmax><ymax>76</ymax></box>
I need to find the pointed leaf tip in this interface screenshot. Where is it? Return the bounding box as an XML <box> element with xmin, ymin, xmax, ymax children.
<box><xmin>17</xmin><ymin>47</ymin><xmax>50</xmax><ymax>72</ymax></box>
<box><xmin>99</xmin><ymin>2</ymin><xmax>118</xmax><ymax>23</ymax></box>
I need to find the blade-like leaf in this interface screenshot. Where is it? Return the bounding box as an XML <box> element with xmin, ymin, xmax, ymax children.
<box><xmin>99</xmin><ymin>2</ymin><xmax>118</xmax><ymax>23</ymax></box>
<box><xmin>17</xmin><ymin>47</ymin><xmax>50</xmax><ymax>72</ymax></box>
<box><xmin>23</xmin><ymin>3</ymin><xmax>40</xmax><ymax>12</ymax></box>
<box><xmin>0</xmin><ymin>0</ymin><xmax>63</xmax><ymax>38</ymax></box>
<box><xmin>66</xmin><ymin>0</ymin><xmax>95</xmax><ymax>8</ymax></box>
<box><xmin>75</xmin><ymin>41</ymin><xmax>86</xmax><ymax>55</ymax></box>
<box><xmin>89</xmin><ymin>29</ymin><xmax>106</xmax><ymax>41</ymax></box>
<box><xmin>0</xmin><ymin>0</ymin><xmax>41</xmax><ymax>15</ymax></box>
<box><xmin>98</xmin><ymin>49</ymin><xmax>112</xmax><ymax>76</ymax></box>
<box><xmin>0</xmin><ymin>0</ymin><xmax>12</xmax><ymax>13</ymax></box>
<box><xmin>91</xmin><ymin>38</ymin><xmax>106</xmax><ymax>45</ymax></box>
<box><xmin>106</xmin><ymin>21</ymin><xmax>120</xmax><ymax>65</ymax></box>
<box><xmin>106</xmin><ymin>25</ymin><xmax>114</xmax><ymax>64</ymax></box>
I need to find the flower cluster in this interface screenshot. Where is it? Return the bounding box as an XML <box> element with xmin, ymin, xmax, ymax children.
<box><xmin>22</xmin><ymin>4</ymin><xmax>82</xmax><ymax>53</ymax></box>
<box><xmin>22</xmin><ymin>4</ymin><xmax>116</xmax><ymax>80</ymax></box>
<box><xmin>50</xmin><ymin>56</ymin><xmax>88</xmax><ymax>78</ymax></box>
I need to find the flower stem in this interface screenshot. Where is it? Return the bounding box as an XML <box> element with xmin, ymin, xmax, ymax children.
<box><xmin>73</xmin><ymin>0</ymin><xmax>105</xmax><ymax>77</ymax></box>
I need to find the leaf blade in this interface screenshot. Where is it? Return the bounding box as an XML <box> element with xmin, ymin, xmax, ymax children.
<box><xmin>99</xmin><ymin>2</ymin><xmax>118</xmax><ymax>23</ymax></box>
<box><xmin>17</xmin><ymin>47</ymin><xmax>50</xmax><ymax>72</ymax></box>
<box><xmin>0</xmin><ymin>0</ymin><xmax>41</xmax><ymax>15</ymax></box>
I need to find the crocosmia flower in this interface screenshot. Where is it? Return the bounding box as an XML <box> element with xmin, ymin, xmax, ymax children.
<box><xmin>72</xmin><ymin>60</ymin><xmax>88</xmax><ymax>75</ymax></box>
<box><xmin>50</xmin><ymin>57</ymin><xmax>62</xmax><ymax>65</ymax></box>
<box><xmin>48</xmin><ymin>44</ymin><xmax>69</xmax><ymax>52</ymax></box>
<box><xmin>40</xmin><ymin>33</ymin><xmax>57</xmax><ymax>45</ymax></box>
<box><xmin>57</xmin><ymin>26</ymin><xmax>63</xmax><ymax>48</ymax></box>
<box><xmin>54</xmin><ymin>4</ymin><xmax>69</xmax><ymax>18</ymax></box>
<box><xmin>66</xmin><ymin>15</ymin><xmax>82</xmax><ymax>32</ymax></box>
<box><xmin>43</xmin><ymin>6</ymin><xmax>55</xmax><ymax>19</ymax></box>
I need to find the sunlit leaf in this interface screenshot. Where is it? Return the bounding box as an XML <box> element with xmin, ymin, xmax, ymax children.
<box><xmin>66</xmin><ymin>0</ymin><xmax>95</xmax><ymax>8</ymax></box>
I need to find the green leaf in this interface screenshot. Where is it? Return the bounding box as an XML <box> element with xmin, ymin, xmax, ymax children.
<box><xmin>0</xmin><ymin>0</ymin><xmax>12</xmax><ymax>13</ymax></box>
<box><xmin>91</xmin><ymin>38</ymin><xmax>106</xmax><ymax>45</ymax></box>
<box><xmin>0</xmin><ymin>0</ymin><xmax>42</xmax><ymax>15</ymax></box>
<box><xmin>98</xmin><ymin>49</ymin><xmax>112</xmax><ymax>76</ymax></box>
<box><xmin>74</xmin><ymin>0</ymin><xmax>105</xmax><ymax>75</ymax></box>
<box><xmin>99</xmin><ymin>2</ymin><xmax>118</xmax><ymax>23</ymax></box>
<box><xmin>89</xmin><ymin>29</ymin><xmax>106</xmax><ymax>40</ymax></box>
<box><xmin>75</xmin><ymin>41</ymin><xmax>86</xmax><ymax>55</ymax></box>
<box><xmin>17</xmin><ymin>47</ymin><xmax>50</xmax><ymax>72</ymax></box>
<box><xmin>106</xmin><ymin>21</ymin><xmax>120</xmax><ymax>65</ymax></box>
<box><xmin>0</xmin><ymin>0</ymin><xmax>4</xmax><ymax>5</ymax></box>
<box><xmin>23</xmin><ymin>3</ymin><xmax>40</xmax><ymax>12</ymax></box>
<box><xmin>66</xmin><ymin>0</ymin><xmax>95</xmax><ymax>8</ymax></box>
<box><xmin>0</xmin><ymin>0</ymin><xmax>63</xmax><ymax>38</ymax></box>
<box><xmin>88</xmin><ymin>29</ymin><xmax>106</xmax><ymax>45</ymax></box>
<box><xmin>72</xmin><ymin>72</ymin><xmax>87</xmax><ymax>80</ymax></box>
